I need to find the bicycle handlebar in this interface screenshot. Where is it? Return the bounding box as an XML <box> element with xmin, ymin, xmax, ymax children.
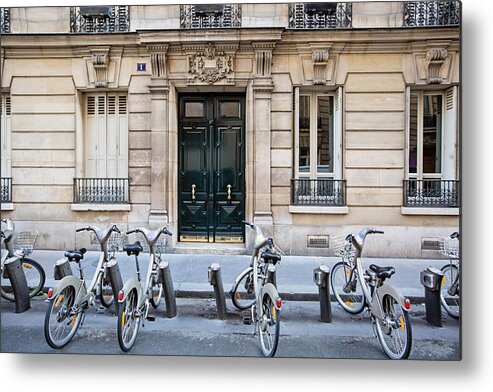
<box><xmin>76</xmin><ymin>227</ymin><xmax>88</xmax><ymax>233</ymax></box>
<box><xmin>451</xmin><ymin>232</ymin><xmax>459</xmax><ymax>239</ymax></box>
<box><xmin>242</xmin><ymin>220</ymin><xmax>255</xmax><ymax>229</ymax></box>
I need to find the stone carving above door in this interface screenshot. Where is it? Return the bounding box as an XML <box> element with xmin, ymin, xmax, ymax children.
<box><xmin>186</xmin><ymin>42</ymin><xmax>235</xmax><ymax>85</ymax></box>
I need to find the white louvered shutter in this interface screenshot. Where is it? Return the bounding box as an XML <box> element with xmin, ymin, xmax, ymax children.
<box><xmin>442</xmin><ymin>86</ymin><xmax>457</xmax><ymax>180</ymax></box>
<box><xmin>1</xmin><ymin>94</ymin><xmax>12</xmax><ymax>177</ymax></box>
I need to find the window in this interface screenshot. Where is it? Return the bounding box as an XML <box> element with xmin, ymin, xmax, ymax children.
<box><xmin>70</xmin><ymin>6</ymin><xmax>130</xmax><ymax>33</ymax></box>
<box><xmin>292</xmin><ymin>88</ymin><xmax>345</xmax><ymax>206</ymax></box>
<box><xmin>404</xmin><ymin>87</ymin><xmax>459</xmax><ymax>208</ymax></box>
<box><xmin>75</xmin><ymin>92</ymin><xmax>129</xmax><ymax>204</ymax></box>
<box><xmin>288</xmin><ymin>3</ymin><xmax>352</xmax><ymax>29</ymax></box>
<box><xmin>1</xmin><ymin>93</ymin><xmax>12</xmax><ymax>204</ymax></box>
<box><xmin>180</xmin><ymin>4</ymin><xmax>242</xmax><ymax>29</ymax></box>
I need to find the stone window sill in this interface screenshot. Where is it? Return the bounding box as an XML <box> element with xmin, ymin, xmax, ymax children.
<box><xmin>289</xmin><ymin>205</ymin><xmax>349</xmax><ymax>214</ymax></box>
<box><xmin>71</xmin><ymin>204</ymin><xmax>131</xmax><ymax>212</ymax></box>
<box><xmin>401</xmin><ymin>207</ymin><xmax>459</xmax><ymax>216</ymax></box>
<box><xmin>1</xmin><ymin>203</ymin><xmax>14</xmax><ymax>211</ymax></box>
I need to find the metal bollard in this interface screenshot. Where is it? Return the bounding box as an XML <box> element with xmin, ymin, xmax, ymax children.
<box><xmin>208</xmin><ymin>262</ymin><xmax>227</xmax><ymax>320</ymax></box>
<box><xmin>158</xmin><ymin>261</ymin><xmax>177</xmax><ymax>318</ymax></box>
<box><xmin>313</xmin><ymin>264</ymin><xmax>332</xmax><ymax>323</ymax></box>
<box><xmin>106</xmin><ymin>257</ymin><xmax>124</xmax><ymax>313</ymax></box>
<box><xmin>4</xmin><ymin>256</ymin><xmax>31</xmax><ymax>313</ymax></box>
<box><xmin>54</xmin><ymin>258</ymin><xmax>73</xmax><ymax>280</ymax></box>
<box><xmin>266</xmin><ymin>264</ymin><xmax>277</xmax><ymax>286</ymax></box>
<box><xmin>420</xmin><ymin>267</ymin><xmax>444</xmax><ymax>327</ymax></box>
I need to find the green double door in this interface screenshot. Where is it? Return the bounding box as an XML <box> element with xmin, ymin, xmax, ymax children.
<box><xmin>178</xmin><ymin>94</ymin><xmax>245</xmax><ymax>243</ymax></box>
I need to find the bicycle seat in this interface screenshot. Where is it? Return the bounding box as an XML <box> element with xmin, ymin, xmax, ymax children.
<box><xmin>123</xmin><ymin>241</ymin><xmax>143</xmax><ymax>256</ymax></box>
<box><xmin>65</xmin><ymin>248</ymin><xmax>86</xmax><ymax>262</ymax></box>
<box><xmin>261</xmin><ymin>251</ymin><xmax>281</xmax><ymax>264</ymax></box>
<box><xmin>369</xmin><ymin>264</ymin><xmax>395</xmax><ymax>280</ymax></box>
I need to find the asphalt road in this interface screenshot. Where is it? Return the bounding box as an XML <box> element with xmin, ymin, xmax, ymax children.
<box><xmin>0</xmin><ymin>296</ymin><xmax>460</xmax><ymax>360</ymax></box>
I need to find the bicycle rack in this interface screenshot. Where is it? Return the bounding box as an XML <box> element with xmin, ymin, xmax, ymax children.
<box><xmin>313</xmin><ymin>264</ymin><xmax>332</xmax><ymax>323</ymax></box>
<box><xmin>158</xmin><ymin>261</ymin><xmax>177</xmax><ymax>318</ymax></box>
<box><xmin>208</xmin><ymin>262</ymin><xmax>227</xmax><ymax>320</ymax></box>
<box><xmin>420</xmin><ymin>267</ymin><xmax>444</xmax><ymax>327</ymax></box>
<box><xmin>4</xmin><ymin>256</ymin><xmax>31</xmax><ymax>313</ymax></box>
<box><xmin>106</xmin><ymin>257</ymin><xmax>124</xmax><ymax>314</ymax></box>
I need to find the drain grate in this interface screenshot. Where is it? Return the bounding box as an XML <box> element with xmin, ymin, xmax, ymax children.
<box><xmin>421</xmin><ymin>237</ymin><xmax>442</xmax><ymax>250</ymax></box>
<box><xmin>307</xmin><ymin>235</ymin><xmax>330</xmax><ymax>248</ymax></box>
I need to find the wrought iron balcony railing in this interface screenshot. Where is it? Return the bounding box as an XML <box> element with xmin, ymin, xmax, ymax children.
<box><xmin>74</xmin><ymin>178</ymin><xmax>130</xmax><ymax>204</ymax></box>
<box><xmin>288</xmin><ymin>3</ymin><xmax>352</xmax><ymax>29</ymax></box>
<box><xmin>404</xmin><ymin>1</ymin><xmax>461</xmax><ymax>27</ymax></box>
<box><xmin>1</xmin><ymin>177</ymin><xmax>12</xmax><ymax>203</ymax></box>
<box><xmin>291</xmin><ymin>179</ymin><xmax>346</xmax><ymax>206</ymax></box>
<box><xmin>70</xmin><ymin>6</ymin><xmax>130</xmax><ymax>33</ymax></box>
<box><xmin>403</xmin><ymin>179</ymin><xmax>460</xmax><ymax>208</ymax></box>
<box><xmin>1</xmin><ymin>7</ymin><xmax>10</xmax><ymax>34</ymax></box>
<box><xmin>180</xmin><ymin>4</ymin><xmax>242</xmax><ymax>29</ymax></box>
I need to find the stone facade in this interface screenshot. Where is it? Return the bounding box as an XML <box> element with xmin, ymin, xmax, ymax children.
<box><xmin>0</xmin><ymin>3</ymin><xmax>460</xmax><ymax>257</ymax></box>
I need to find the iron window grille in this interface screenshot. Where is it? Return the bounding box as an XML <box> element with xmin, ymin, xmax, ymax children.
<box><xmin>70</xmin><ymin>6</ymin><xmax>130</xmax><ymax>33</ymax></box>
<box><xmin>1</xmin><ymin>7</ymin><xmax>10</xmax><ymax>34</ymax></box>
<box><xmin>288</xmin><ymin>3</ymin><xmax>352</xmax><ymax>29</ymax></box>
<box><xmin>403</xmin><ymin>179</ymin><xmax>460</xmax><ymax>208</ymax></box>
<box><xmin>291</xmin><ymin>179</ymin><xmax>346</xmax><ymax>206</ymax></box>
<box><xmin>180</xmin><ymin>4</ymin><xmax>242</xmax><ymax>28</ymax></box>
<box><xmin>404</xmin><ymin>1</ymin><xmax>461</xmax><ymax>27</ymax></box>
<box><xmin>74</xmin><ymin>178</ymin><xmax>130</xmax><ymax>204</ymax></box>
<box><xmin>1</xmin><ymin>177</ymin><xmax>12</xmax><ymax>203</ymax></box>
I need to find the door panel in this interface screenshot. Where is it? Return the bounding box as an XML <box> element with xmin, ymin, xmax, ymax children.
<box><xmin>179</xmin><ymin>95</ymin><xmax>245</xmax><ymax>243</ymax></box>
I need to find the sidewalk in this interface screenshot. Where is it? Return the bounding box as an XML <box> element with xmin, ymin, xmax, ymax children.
<box><xmin>26</xmin><ymin>249</ymin><xmax>448</xmax><ymax>303</ymax></box>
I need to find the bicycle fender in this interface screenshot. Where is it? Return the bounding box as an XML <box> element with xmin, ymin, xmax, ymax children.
<box><xmin>260</xmin><ymin>283</ymin><xmax>282</xmax><ymax>310</ymax></box>
<box><xmin>50</xmin><ymin>275</ymin><xmax>83</xmax><ymax>298</ymax></box>
<box><xmin>119</xmin><ymin>278</ymin><xmax>140</xmax><ymax>303</ymax></box>
<box><xmin>371</xmin><ymin>283</ymin><xmax>408</xmax><ymax>319</ymax></box>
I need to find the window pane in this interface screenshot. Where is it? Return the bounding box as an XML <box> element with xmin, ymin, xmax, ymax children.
<box><xmin>185</xmin><ymin>102</ymin><xmax>204</xmax><ymax>117</ymax></box>
<box><xmin>219</xmin><ymin>101</ymin><xmax>240</xmax><ymax>118</ymax></box>
<box><xmin>299</xmin><ymin>95</ymin><xmax>310</xmax><ymax>173</ymax></box>
<box><xmin>317</xmin><ymin>96</ymin><xmax>334</xmax><ymax>173</ymax></box>
<box><xmin>409</xmin><ymin>94</ymin><xmax>418</xmax><ymax>174</ymax></box>
<box><xmin>422</xmin><ymin>95</ymin><xmax>442</xmax><ymax>174</ymax></box>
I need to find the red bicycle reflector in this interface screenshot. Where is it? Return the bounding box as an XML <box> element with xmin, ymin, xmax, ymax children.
<box><xmin>118</xmin><ymin>290</ymin><xmax>124</xmax><ymax>302</ymax></box>
<box><xmin>404</xmin><ymin>298</ymin><xmax>411</xmax><ymax>310</ymax></box>
<box><xmin>276</xmin><ymin>298</ymin><xmax>282</xmax><ymax>309</ymax></box>
<box><xmin>47</xmin><ymin>288</ymin><xmax>54</xmax><ymax>299</ymax></box>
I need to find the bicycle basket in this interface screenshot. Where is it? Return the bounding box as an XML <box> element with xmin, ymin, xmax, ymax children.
<box><xmin>329</xmin><ymin>233</ymin><xmax>355</xmax><ymax>260</ymax></box>
<box><xmin>107</xmin><ymin>232</ymin><xmax>128</xmax><ymax>253</ymax></box>
<box><xmin>141</xmin><ymin>239</ymin><xmax>167</xmax><ymax>255</ymax></box>
<box><xmin>13</xmin><ymin>231</ymin><xmax>39</xmax><ymax>256</ymax></box>
<box><xmin>440</xmin><ymin>237</ymin><xmax>459</xmax><ymax>259</ymax></box>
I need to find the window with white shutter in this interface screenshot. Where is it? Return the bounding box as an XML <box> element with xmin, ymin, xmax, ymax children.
<box><xmin>1</xmin><ymin>93</ymin><xmax>12</xmax><ymax>177</ymax></box>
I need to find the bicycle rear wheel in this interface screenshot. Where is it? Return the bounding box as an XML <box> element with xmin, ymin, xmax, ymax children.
<box><xmin>374</xmin><ymin>294</ymin><xmax>412</xmax><ymax>359</ymax></box>
<box><xmin>440</xmin><ymin>264</ymin><xmax>460</xmax><ymax>319</ymax></box>
<box><xmin>231</xmin><ymin>267</ymin><xmax>255</xmax><ymax>310</ymax></box>
<box><xmin>1</xmin><ymin>257</ymin><xmax>46</xmax><ymax>301</ymax></box>
<box><xmin>330</xmin><ymin>261</ymin><xmax>365</xmax><ymax>314</ymax></box>
<box><xmin>258</xmin><ymin>294</ymin><xmax>280</xmax><ymax>357</ymax></box>
<box><xmin>117</xmin><ymin>288</ymin><xmax>140</xmax><ymax>352</ymax></box>
<box><xmin>149</xmin><ymin>276</ymin><xmax>163</xmax><ymax>309</ymax></box>
<box><xmin>44</xmin><ymin>285</ymin><xmax>82</xmax><ymax>349</ymax></box>
<box><xmin>99</xmin><ymin>275</ymin><xmax>114</xmax><ymax>308</ymax></box>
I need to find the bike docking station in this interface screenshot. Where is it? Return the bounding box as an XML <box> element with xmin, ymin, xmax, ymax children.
<box><xmin>420</xmin><ymin>267</ymin><xmax>444</xmax><ymax>327</ymax></box>
<box><xmin>208</xmin><ymin>262</ymin><xmax>227</xmax><ymax>320</ymax></box>
<box><xmin>106</xmin><ymin>257</ymin><xmax>124</xmax><ymax>314</ymax></box>
<box><xmin>313</xmin><ymin>264</ymin><xmax>332</xmax><ymax>323</ymax></box>
<box><xmin>3</xmin><ymin>255</ymin><xmax>31</xmax><ymax>313</ymax></box>
<box><xmin>157</xmin><ymin>260</ymin><xmax>177</xmax><ymax>318</ymax></box>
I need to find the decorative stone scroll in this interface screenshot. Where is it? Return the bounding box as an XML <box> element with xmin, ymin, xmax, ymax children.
<box><xmin>147</xmin><ymin>44</ymin><xmax>169</xmax><ymax>79</ymax></box>
<box><xmin>187</xmin><ymin>42</ymin><xmax>234</xmax><ymax>85</ymax></box>
<box><xmin>312</xmin><ymin>50</ymin><xmax>329</xmax><ymax>85</ymax></box>
<box><xmin>89</xmin><ymin>47</ymin><xmax>110</xmax><ymax>88</ymax></box>
<box><xmin>253</xmin><ymin>42</ymin><xmax>276</xmax><ymax>78</ymax></box>
<box><xmin>426</xmin><ymin>49</ymin><xmax>448</xmax><ymax>84</ymax></box>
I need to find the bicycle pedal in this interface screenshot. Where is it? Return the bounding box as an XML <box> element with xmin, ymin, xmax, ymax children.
<box><xmin>243</xmin><ymin>316</ymin><xmax>252</xmax><ymax>325</ymax></box>
<box><xmin>95</xmin><ymin>306</ymin><xmax>106</xmax><ymax>314</ymax></box>
<box><xmin>146</xmin><ymin>315</ymin><xmax>156</xmax><ymax>322</ymax></box>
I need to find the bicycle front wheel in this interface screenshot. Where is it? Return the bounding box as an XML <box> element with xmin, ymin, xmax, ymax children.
<box><xmin>149</xmin><ymin>276</ymin><xmax>163</xmax><ymax>309</ymax></box>
<box><xmin>440</xmin><ymin>264</ymin><xmax>460</xmax><ymax>319</ymax></box>
<box><xmin>99</xmin><ymin>275</ymin><xmax>114</xmax><ymax>308</ymax></box>
<box><xmin>231</xmin><ymin>267</ymin><xmax>255</xmax><ymax>310</ymax></box>
<box><xmin>117</xmin><ymin>288</ymin><xmax>140</xmax><ymax>352</ymax></box>
<box><xmin>330</xmin><ymin>261</ymin><xmax>365</xmax><ymax>314</ymax></box>
<box><xmin>374</xmin><ymin>294</ymin><xmax>412</xmax><ymax>360</ymax></box>
<box><xmin>1</xmin><ymin>257</ymin><xmax>46</xmax><ymax>301</ymax></box>
<box><xmin>258</xmin><ymin>294</ymin><xmax>280</xmax><ymax>357</ymax></box>
<box><xmin>44</xmin><ymin>285</ymin><xmax>82</xmax><ymax>349</ymax></box>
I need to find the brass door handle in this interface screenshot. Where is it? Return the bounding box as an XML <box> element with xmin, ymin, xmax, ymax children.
<box><xmin>227</xmin><ymin>184</ymin><xmax>232</xmax><ymax>201</ymax></box>
<box><xmin>191</xmin><ymin>184</ymin><xmax>196</xmax><ymax>202</ymax></box>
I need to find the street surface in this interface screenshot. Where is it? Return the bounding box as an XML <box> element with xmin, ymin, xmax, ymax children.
<box><xmin>1</xmin><ymin>296</ymin><xmax>460</xmax><ymax>360</ymax></box>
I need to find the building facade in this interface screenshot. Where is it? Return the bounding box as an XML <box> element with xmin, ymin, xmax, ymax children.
<box><xmin>0</xmin><ymin>2</ymin><xmax>460</xmax><ymax>257</ymax></box>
